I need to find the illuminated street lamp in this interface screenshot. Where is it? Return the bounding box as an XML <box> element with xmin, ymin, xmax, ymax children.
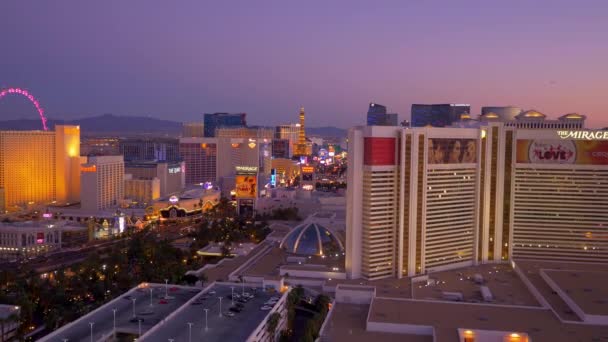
<box><xmin>132</xmin><ymin>298</ymin><xmax>137</xmax><ymax>318</ymax></box>
<box><xmin>203</xmin><ymin>308</ymin><xmax>209</xmax><ymax>331</ymax></box>
<box><xmin>218</xmin><ymin>297</ymin><xmax>222</xmax><ymax>317</ymax></box>
<box><xmin>187</xmin><ymin>322</ymin><xmax>193</xmax><ymax>342</ymax></box>
<box><xmin>89</xmin><ymin>322</ymin><xmax>94</xmax><ymax>342</ymax></box>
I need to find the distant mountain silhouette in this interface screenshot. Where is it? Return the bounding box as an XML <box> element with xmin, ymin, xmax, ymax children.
<box><xmin>0</xmin><ymin>114</ymin><xmax>182</xmax><ymax>135</ymax></box>
<box><xmin>306</xmin><ymin>126</ymin><xmax>347</xmax><ymax>138</ymax></box>
<box><xmin>0</xmin><ymin>114</ymin><xmax>347</xmax><ymax>137</ymax></box>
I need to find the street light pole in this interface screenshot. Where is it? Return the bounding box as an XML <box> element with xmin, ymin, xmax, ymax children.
<box><xmin>132</xmin><ymin>298</ymin><xmax>137</xmax><ymax>318</ymax></box>
<box><xmin>204</xmin><ymin>308</ymin><xmax>209</xmax><ymax>331</ymax></box>
<box><xmin>230</xmin><ymin>286</ymin><xmax>234</xmax><ymax>306</ymax></box>
<box><xmin>187</xmin><ymin>322</ymin><xmax>193</xmax><ymax>342</ymax></box>
<box><xmin>242</xmin><ymin>278</ymin><xmax>245</xmax><ymax>295</ymax></box>
<box><xmin>138</xmin><ymin>319</ymin><xmax>142</xmax><ymax>337</ymax></box>
<box><xmin>218</xmin><ymin>297</ymin><xmax>222</xmax><ymax>317</ymax></box>
<box><xmin>165</xmin><ymin>279</ymin><xmax>169</xmax><ymax>299</ymax></box>
<box><xmin>112</xmin><ymin>308</ymin><xmax>117</xmax><ymax>339</ymax></box>
<box><xmin>89</xmin><ymin>322</ymin><xmax>94</xmax><ymax>342</ymax></box>
<box><xmin>150</xmin><ymin>288</ymin><xmax>154</xmax><ymax>307</ymax></box>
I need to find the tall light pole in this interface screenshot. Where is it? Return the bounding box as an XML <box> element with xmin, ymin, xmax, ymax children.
<box><xmin>112</xmin><ymin>308</ymin><xmax>117</xmax><ymax>339</ymax></box>
<box><xmin>203</xmin><ymin>308</ymin><xmax>209</xmax><ymax>331</ymax></box>
<box><xmin>89</xmin><ymin>322</ymin><xmax>94</xmax><ymax>342</ymax></box>
<box><xmin>230</xmin><ymin>286</ymin><xmax>235</xmax><ymax>306</ymax></box>
<box><xmin>132</xmin><ymin>298</ymin><xmax>137</xmax><ymax>318</ymax></box>
<box><xmin>150</xmin><ymin>288</ymin><xmax>154</xmax><ymax>307</ymax></box>
<box><xmin>187</xmin><ymin>322</ymin><xmax>193</xmax><ymax>342</ymax></box>
<box><xmin>138</xmin><ymin>319</ymin><xmax>142</xmax><ymax>337</ymax></box>
<box><xmin>241</xmin><ymin>278</ymin><xmax>245</xmax><ymax>295</ymax></box>
<box><xmin>165</xmin><ymin>279</ymin><xmax>169</xmax><ymax>299</ymax></box>
<box><xmin>218</xmin><ymin>297</ymin><xmax>222</xmax><ymax>317</ymax></box>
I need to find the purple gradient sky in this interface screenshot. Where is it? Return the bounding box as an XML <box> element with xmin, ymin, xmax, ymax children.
<box><xmin>1</xmin><ymin>1</ymin><xmax>607</xmax><ymax>128</ymax></box>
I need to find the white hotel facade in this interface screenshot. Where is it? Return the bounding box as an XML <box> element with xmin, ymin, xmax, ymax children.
<box><xmin>346</xmin><ymin>121</ymin><xmax>608</xmax><ymax>280</ymax></box>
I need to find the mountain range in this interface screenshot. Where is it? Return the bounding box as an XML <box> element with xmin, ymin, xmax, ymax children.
<box><xmin>0</xmin><ymin>114</ymin><xmax>347</xmax><ymax>138</ymax></box>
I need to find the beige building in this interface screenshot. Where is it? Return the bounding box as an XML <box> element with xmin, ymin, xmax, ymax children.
<box><xmin>80</xmin><ymin>155</ymin><xmax>124</xmax><ymax>211</ymax></box>
<box><xmin>182</xmin><ymin>122</ymin><xmax>204</xmax><ymax>138</ymax></box>
<box><xmin>347</xmin><ymin>123</ymin><xmax>608</xmax><ymax>280</ymax></box>
<box><xmin>124</xmin><ymin>175</ymin><xmax>160</xmax><ymax>205</ymax></box>
<box><xmin>0</xmin><ymin>125</ymin><xmax>80</xmax><ymax>211</ymax></box>
<box><xmin>124</xmin><ymin>161</ymin><xmax>185</xmax><ymax>197</ymax></box>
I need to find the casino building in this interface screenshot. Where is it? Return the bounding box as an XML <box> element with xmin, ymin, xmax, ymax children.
<box><xmin>346</xmin><ymin>123</ymin><xmax>608</xmax><ymax>280</ymax></box>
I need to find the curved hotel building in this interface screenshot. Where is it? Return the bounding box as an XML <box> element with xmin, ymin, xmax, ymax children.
<box><xmin>346</xmin><ymin>113</ymin><xmax>608</xmax><ymax>280</ymax></box>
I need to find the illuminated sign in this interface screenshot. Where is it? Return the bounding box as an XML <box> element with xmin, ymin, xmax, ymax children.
<box><xmin>169</xmin><ymin>196</ymin><xmax>179</xmax><ymax>204</ymax></box>
<box><xmin>428</xmin><ymin>139</ymin><xmax>477</xmax><ymax>164</ymax></box>
<box><xmin>118</xmin><ymin>216</ymin><xmax>125</xmax><ymax>233</ymax></box>
<box><xmin>517</xmin><ymin>139</ymin><xmax>608</xmax><ymax>165</ymax></box>
<box><xmin>168</xmin><ymin>167</ymin><xmax>181</xmax><ymax>174</ymax></box>
<box><xmin>557</xmin><ymin>130</ymin><xmax>608</xmax><ymax>140</ymax></box>
<box><xmin>42</xmin><ymin>213</ymin><xmax>52</xmax><ymax>219</ymax></box>
<box><xmin>36</xmin><ymin>233</ymin><xmax>44</xmax><ymax>244</ymax></box>
<box><xmin>81</xmin><ymin>165</ymin><xmax>97</xmax><ymax>173</ymax></box>
<box><xmin>236</xmin><ymin>175</ymin><xmax>257</xmax><ymax>198</ymax></box>
<box><xmin>235</xmin><ymin>166</ymin><xmax>258</xmax><ymax>174</ymax></box>
<box><xmin>301</xmin><ymin>166</ymin><xmax>314</xmax><ymax>173</ymax></box>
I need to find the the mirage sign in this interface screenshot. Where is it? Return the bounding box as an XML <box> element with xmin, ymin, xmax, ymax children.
<box><xmin>557</xmin><ymin>130</ymin><xmax>608</xmax><ymax>140</ymax></box>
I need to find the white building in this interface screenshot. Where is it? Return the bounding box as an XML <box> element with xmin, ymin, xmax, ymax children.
<box><xmin>346</xmin><ymin>124</ymin><xmax>608</xmax><ymax>280</ymax></box>
<box><xmin>80</xmin><ymin>155</ymin><xmax>125</xmax><ymax>211</ymax></box>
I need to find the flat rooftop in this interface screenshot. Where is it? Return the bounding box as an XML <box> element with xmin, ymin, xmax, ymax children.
<box><xmin>142</xmin><ymin>284</ymin><xmax>276</xmax><ymax>342</ymax></box>
<box><xmin>369</xmin><ymin>298</ymin><xmax>608</xmax><ymax>342</ymax></box>
<box><xmin>41</xmin><ymin>284</ymin><xmax>200</xmax><ymax>342</ymax></box>
<box><xmin>514</xmin><ymin>259</ymin><xmax>608</xmax><ymax>322</ymax></box>
<box><xmin>321</xmin><ymin>303</ymin><xmax>432</xmax><ymax>342</ymax></box>
<box><xmin>201</xmin><ymin>242</ymin><xmax>270</xmax><ymax>282</ymax></box>
<box><xmin>544</xmin><ymin>269</ymin><xmax>608</xmax><ymax>316</ymax></box>
<box><xmin>413</xmin><ymin>263</ymin><xmax>539</xmax><ymax>307</ymax></box>
<box><xmin>242</xmin><ymin>247</ymin><xmax>285</xmax><ymax>278</ymax></box>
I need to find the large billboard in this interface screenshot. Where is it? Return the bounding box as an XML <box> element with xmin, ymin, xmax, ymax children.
<box><xmin>235</xmin><ymin>175</ymin><xmax>257</xmax><ymax>198</ymax></box>
<box><xmin>428</xmin><ymin>139</ymin><xmax>477</xmax><ymax>164</ymax></box>
<box><xmin>517</xmin><ymin>139</ymin><xmax>608</xmax><ymax>165</ymax></box>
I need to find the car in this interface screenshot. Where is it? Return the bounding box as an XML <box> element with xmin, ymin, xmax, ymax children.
<box><xmin>130</xmin><ymin>317</ymin><xmax>144</xmax><ymax>323</ymax></box>
<box><xmin>159</xmin><ymin>299</ymin><xmax>168</xmax><ymax>304</ymax></box>
<box><xmin>229</xmin><ymin>306</ymin><xmax>242</xmax><ymax>313</ymax></box>
<box><xmin>243</xmin><ymin>292</ymin><xmax>252</xmax><ymax>298</ymax></box>
<box><xmin>209</xmin><ymin>291</ymin><xmax>216</xmax><ymax>295</ymax></box>
<box><xmin>191</xmin><ymin>301</ymin><xmax>203</xmax><ymax>305</ymax></box>
<box><xmin>260</xmin><ymin>306</ymin><xmax>272</xmax><ymax>311</ymax></box>
<box><xmin>270</xmin><ymin>296</ymin><xmax>280</xmax><ymax>301</ymax></box>
<box><xmin>224</xmin><ymin>312</ymin><xmax>236</xmax><ymax>317</ymax></box>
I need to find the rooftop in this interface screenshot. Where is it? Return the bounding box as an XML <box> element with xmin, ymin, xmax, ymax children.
<box><xmin>321</xmin><ymin>304</ymin><xmax>432</xmax><ymax>342</ymax></box>
<box><xmin>368</xmin><ymin>297</ymin><xmax>608</xmax><ymax>342</ymax></box>
<box><xmin>413</xmin><ymin>263</ymin><xmax>539</xmax><ymax>307</ymax></box>
<box><xmin>40</xmin><ymin>284</ymin><xmax>201</xmax><ymax>342</ymax></box>
<box><xmin>142</xmin><ymin>284</ymin><xmax>276</xmax><ymax>342</ymax></box>
<box><xmin>543</xmin><ymin>269</ymin><xmax>608</xmax><ymax>316</ymax></box>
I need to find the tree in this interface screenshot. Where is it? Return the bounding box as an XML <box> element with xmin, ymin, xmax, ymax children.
<box><xmin>182</xmin><ymin>274</ymin><xmax>198</xmax><ymax>286</ymax></box>
<box><xmin>198</xmin><ymin>273</ymin><xmax>208</xmax><ymax>287</ymax></box>
<box><xmin>266</xmin><ymin>312</ymin><xmax>281</xmax><ymax>341</ymax></box>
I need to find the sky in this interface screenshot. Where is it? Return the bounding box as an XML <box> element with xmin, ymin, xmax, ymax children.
<box><xmin>0</xmin><ymin>0</ymin><xmax>607</xmax><ymax>128</ymax></box>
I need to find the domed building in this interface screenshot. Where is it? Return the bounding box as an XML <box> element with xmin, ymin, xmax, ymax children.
<box><xmin>280</xmin><ymin>222</ymin><xmax>344</xmax><ymax>256</ymax></box>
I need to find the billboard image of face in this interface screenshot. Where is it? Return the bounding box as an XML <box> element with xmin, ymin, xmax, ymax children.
<box><xmin>235</xmin><ymin>175</ymin><xmax>257</xmax><ymax>198</ymax></box>
<box><xmin>517</xmin><ymin>139</ymin><xmax>608</xmax><ymax>165</ymax></box>
<box><xmin>428</xmin><ymin>139</ymin><xmax>477</xmax><ymax>164</ymax></box>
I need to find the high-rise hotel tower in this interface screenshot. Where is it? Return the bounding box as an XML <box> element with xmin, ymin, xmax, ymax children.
<box><xmin>0</xmin><ymin>125</ymin><xmax>81</xmax><ymax>211</ymax></box>
<box><xmin>346</xmin><ymin>121</ymin><xmax>608</xmax><ymax>280</ymax></box>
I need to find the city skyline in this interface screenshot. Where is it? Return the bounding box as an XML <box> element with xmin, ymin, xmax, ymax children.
<box><xmin>1</xmin><ymin>1</ymin><xmax>608</xmax><ymax>128</ymax></box>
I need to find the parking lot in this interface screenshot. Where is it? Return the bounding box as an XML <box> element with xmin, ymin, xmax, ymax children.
<box><xmin>41</xmin><ymin>284</ymin><xmax>200</xmax><ymax>342</ymax></box>
<box><xmin>143</xmin><ymin>284</ymin><xmax>276</xmax><ymax>342</ymax></box>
